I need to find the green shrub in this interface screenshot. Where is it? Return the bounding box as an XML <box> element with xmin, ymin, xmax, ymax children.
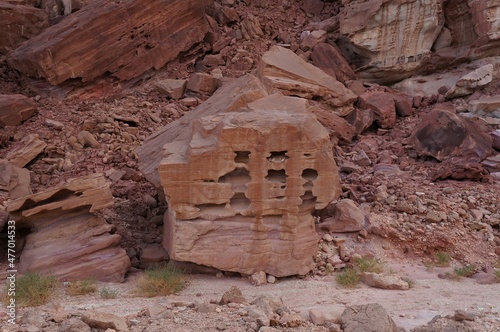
<box><xmin>134</xmin><ymin>264</ymin><xmax>186</xmax><ymax>297</ymax></box>
<box><xmin>434</xmin><ymin>251</ymin><xmax>451</xmax><ymax>267</ymax></box>
<box><xmin>99</xmin><ymin>287</ymin><xmax>119</xmax><ymax>299</ymax></box>
<box><xmin>6</xmin><ymin>272</ymin><xmax>58</xmax><ymax>307</ymax></box>
<box><xmin>335</xmin><ymin>269</ymin><xmax>360</xmax><ymax>288</ymax></box>
<box><xmin>353</xmin><ymin>257</ymin><xmax>384</xmax><ymax>274</ymax></box>
<box><xmin>66</xmin><ymin>278</ymin><xmax>97</xmax><ymax>296</ymax></box>
<box><xmin>453</xmin><ymin>265</ymin><xmax>476</xmax><ymax>278</ymax></box>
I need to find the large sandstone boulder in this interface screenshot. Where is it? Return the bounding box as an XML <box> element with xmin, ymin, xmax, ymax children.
<box><xmin>339</xmin><ymin>0</ymin><xmax>444</xmax><ymax>84</ymax></box>
<box><xmin>411</xmin><ymin>104</ymin><xmax>493</xmax><ymax>163</ymax></box>
<box><xmin>159</xmin><ymin>94</ymin><xmax>341</xmax><ymax>277</ymax></box>
<box><xmin>0</xmin><ymin>94</ymin><xmax>37</xmax><ymax>127</ymax></box>
<box><xmin>7</xmin><ymin>174</ymin><xmax>131</xmax><ymax>282</ymax></box>
<box><xmin>257</xmin><ymin>46</ymin><xmax>356</xmax><ymax>116</ymax></box>
<box><xmin>8</xmin><ymin>0</ymin><xmax>212</xmax><ymax>84</ymax></box>
<box><xmin>0</xmin><ymin>2</ymin><xmax>50</xmax><ymax>55</ymax></box>
<box><xmin>137</xmin><ymin>74</ymin><xmax>269</xmax><ymax>189</ymax></box>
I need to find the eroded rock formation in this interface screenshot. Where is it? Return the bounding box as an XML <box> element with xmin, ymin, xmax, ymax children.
<box><xmin>257</xmin><ymin>46</ymin><xmax>356</xmax><ymax>116</ymax></box>
<box><xmin>0</xmin><ymin>2</ymin><xmax>50</xmax><ymax>55</ymax></box>
<box><xmin>159</xmin><ymin>94</ymin><xmax>341</xmax><ymax>277</ymax></box>
<box><xmin>7</xmin><ymin>174</ymin><xmax>130</xmax><ymax>282</ymax></box>
<box><xmin>7</xmin><ymin>0</ymin><xmax>212</xmax><ymax>84</ymax></box>
<box><xmin>0</xmin><ymin>94</ymin><xmax>37</xmax><ymax>127</ymax></box>
<box><xmin>339</xmin><ymin>0</ymin><xmax>444</xmax><ymax>83</ymax></box>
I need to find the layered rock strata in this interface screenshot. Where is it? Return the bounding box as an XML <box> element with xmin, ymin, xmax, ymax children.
<box><xmin>155</xmin><ymin>94</ymin><xmax>341</xmax><ymax>277</ymax></box>
<box><xmin>8</xmin><ymin>0</ymin><xmax>212</xmax><ymax>84</ymax></box>
<box><xmin>7</xmin><ymin>174</ymin><xmax>130</xmax><ymax>281</ymax></box>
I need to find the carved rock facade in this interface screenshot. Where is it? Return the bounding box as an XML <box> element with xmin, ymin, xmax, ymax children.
<box><xmin>159</xmin><ymin>94</ymin><xmax>340</xmax><ymax>277</ymax></box>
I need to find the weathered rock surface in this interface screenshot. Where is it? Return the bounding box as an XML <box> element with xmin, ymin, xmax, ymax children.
<box><xmin>358</xmin><ymin>91</ymin><xmax>397</xmax><ymax>129</ymax></box>
<box><xmin>82</xmin><ymin>311</ymin><xmax>128</xmax><ymax>332</ymax></box>
<box><xmin>445</xmin><ymin>64</ymin><xmax>493</xmax><ymax>98</ymax></box>
<box><xmin>311</xmin><ymin>43</ymin><xmax>356</xmax><ymax>84</ymax></box>
<box><xmin>0</xmin><ymin>2</ymin><xmax>50</xmax><ymax>55</ymax></box>
<box><xmin>7</xmin><ymin>174</ymin><xmax>131</xmax><ymax>281</ymax></box>
<box><xmin>0</xmin><ymin>159</ymin><xmax>31</xmax><ymax>199</ymax></box>
<box><xmin>139</xmin><ymin>243</ymin><xmax>169</xmax><ymax>269</ymax></box>
<box><xmin>159</xmin><ymin>94</ymin><xmax>341</xmax><ymax>277</ymax></box>
<box><xmin>339</xmin><ymin>0</ymin><xmax>444</xmax><ymax>84</ymax></box>
<box><xmin>8</xmin><ymin>0</ymin><xmax>212</xmax><ymax>84</ymax></box>
<box><xmin>137</xmin><ymin>74</ymin><xmax>269</xmax><ymax>189</ymax></box>
<box><xmin>411</xmin><ymin>105</ymin><xmax>493</xmax><ymax>163</ymax></box>
<box><xmin>308</xmin><ymin>105</ymin><xmax>355</xmax><ymax>143</ymax></box>
<box><xmin>0</xmin><ymin>94</ymin><xmax>37</xmax><ymax>127</ymax></box>
<box><xmin>257</xmin><ymin>46</ymin><xmax>356</xmax><ymax>115</ymax></box>
<box><xmin>6</xmin><ymin>133</ymin><xmax>46</xmax><ymax>167</ymax></box>
<box><xmin>155</xmin><ymin>79</ymin><xmax>187</xmax><ymax>100</ymax></box>
<box><xmin>341</xmin><ymin>303</ymin><xmax>398</xmax><ymax>332</ymax></box>
<box><xmin>319</xmin><ymin>199</ymin><xmax>367</xmax><ymax>233</ymax></box>
<box><xmin>468</xmin><ymin>95</ymin><xmax>500</xmax><ymax>119</ymax></box>
<box><xmin>361</xmin><ymin>272</ymin><xmax>410</xmax><ymax>290</ymax></box>
<box><xmin>492</xmin><ymin>130</ymin><xmax>500</xmax><ymax>151</ymax></box>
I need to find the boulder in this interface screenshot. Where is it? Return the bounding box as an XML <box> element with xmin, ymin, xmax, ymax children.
<box><xmin>155</xmin><ymin>79</ymin><xmax>187</xmax><ymax>100</ymax></box>
<box><xmin>492</xmin><ymin>130</ymin><xmax>500</xmax><ymax>150</ymax></box>
<box><xmin>219</xmin><ymin>285</ymin><xmax>246</xmax><ymax>305</ymax></box>
<box><xmin>344</xmin><ymin>108</ymin><xmax>375</xmax><ymax>135</ymax></box>
<box><xmin>411</xmin><ymin>104</ymin><xmax>493</xmax><ymax>163</ymax></box>
<box><xmin>7</xmin><ymin>174</ymin><xmax>131</xmax><ymax>282</ymax></box>
<box><xmin>139</xmin><ymin>244</ymin><xmax>169</xmax><ymax>269</ymax></box>
<box><xmin>81</xmin><ymin>312</ymin><xmax>128</xmax><ymax>332</ymax></box>
<box><xmin>339</xmin><ymin>0</ymin><xmax>444</xmax><ymax>84</ymax></box>
<box><xmin>159</xmin><ymin>94</ymin><xmax>341</xmax><ymax>277</ymax></box>
<box><xmin>311</xmin><ymin>43</ymin><xmax>357</xmax><ymax>83</ymax></box>
<box><xmin>0</xmin><ymin>2</ymin><xmax>50</xmax><ymax>55</ymax></box>
<box><xmin>308</xmin><ymin>105</ymin><xmax>355</xmax><ymax>143</ymax></box>
<box><xmin>137</xmin><ymin>74</ymin><xmax>269</xmax><ymax>189</ymax></box>
<box><xmin>468</xmin><ymin>95</ymin><xmax>500</xmax><ymax>119</ymax></box>
<box><xmin>445</xmin><ymin>64</ymin><xmax>493</xmax><ymax>98</ymax></box>
<box><xmin>319</xmin><ymin>199</ymin><xmax>368</xmax><ymax>233</ymax></box>
<box><xmin>186</xmin><ymin>72</ymin><xmax>218</xmax><ymax>95</ymax></box>
<box><xmin>257</xmin><ymin>46</ymin><xmax>357</xmax><ymax>116</ymax></box>
<box><xmin>241</xmin><ymin>14</ymin><xmax>264</xmax><ymax>39</ymax></box>
<box><xmin>0</xmin><ymin>159</ymin><xmax>32</xmax><ymax>199</ymax></box>
<box><xmin>300</xmin><ymin>30</ymin><xmax>327</xmax><ymax>51</ymax></box>
<box><xmin>358</xmin><ymin>91</ymin><xmax>397</xmax><ymax>129</ymax></box>
<box><xmin>0</xmin><ymin>94</ymin><xmax>37</xmax><ymax>127</ymax></box>
<box><xmin>341</xmin><ymin>303</ymin><xmax>398</xmax><ymax>332</ymax></box>
<box><xmin>361</xmin><ymin>272</ymin><xmax>410</xmax><ymax>290</ymax></box>
<box><xmin>8</xmin><ymin>0</ymin><xmax>212</xmax><ymax>85</ymax></box>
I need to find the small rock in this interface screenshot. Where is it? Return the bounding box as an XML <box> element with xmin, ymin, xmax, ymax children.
<box><xmin>266</xmin><ymin>275</ymin><xmax>276</xmax><ymax>284</ymax></box>
<box><xmin>309</xmin><ymin>309</ymin><xmax>326</xmax><ymax>325</ymax></box>
<box><xmin>155</xmin><ymin>79</ymin><xmax>187</xmax><ymax>100</ymax></box>
<box><xmin>82</xmin><ymin>311</ymin><xmax>128</xmax><ymax>332</ymax></box>
<box><xmin>279</xmin><ymin>312</ymin><xmax>304</xmax><ymax>328</ymax></box>
<box><xmin>77</xmin><ymin>130</ymin><xmax>100</xmax><ymax>148</ymax></box>
<box><xmin>220</xmin><ymin>285</ymin><xmax>246</xmax><ymax>305</ymax></box>
<box><xmin>45</xmin><ymin>119</ymin><xmax>64</xmax><ymax>130</ymax></box>
<box><xmin>250</xmin><ymin>271</ymin><xmax>267</xmax><ymax>286</ymax></box>
<box><xmin>187</xmin><ymin>72</ymin><xmax>218</xmax><ymax>95</ymax></box>
<box><xmin>323</xmin><ymin>233</ymin><xmax>334</xmax><ymax>242</ymax></box>
<box><xmin>471</xmin><ymin>272</ymin><xmax>498</xmax><ymax>285</ymax></box>
<box><xmin>341</xmin><ymin>303</ymin><xmax>398</xmax><ymax>332</ymax></box>
<box><xmin>196</xmin><ymin>303</ymin><xmax>218</xmax><ymax>313</ymax></box>
<box><xmin>453</xmin><ymin>309</ymin><xmax>476</xmax><ymax>321</ymax></box>
<box><xmin>58</xmin><ymin>318</ymin><xmax>92</xmax><ymax>332</ymax></box>
<box><xmin>139</xmin><ymin>244</ymin><xmax>169</xmax><ymax>269</ymax></box>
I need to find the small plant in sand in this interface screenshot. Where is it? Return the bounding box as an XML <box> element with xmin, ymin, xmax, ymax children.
<box><xmin>100</xmin><ymin>287</ymin><xmax>119</xmax><ymax>299</ymax></box>
<box><xmin>453</xmin><ymin>264</ymin><xmax>476</xmax><ymax>278</ymax></box>
<box><xmin>434</xmin><ymin>251</ymin><xmax>451</xmax><ymax>267</ymax></box>
<box><xmin>66</xmin><ymin>278</ymin><xmax>97</xmax><ymax>296</ymax></box>
<box><xmin>353</xmin><ymin>257</ymin><xmax>385</xmax><ymax>274</ymax></box>
<box><xmin>3</xmin><ymin>272</ymin><xmax>58</xmax><ymax>307</ymax></box>
<box><xmin>335</xmin><ymin>268</ymin><xmax>361</xmax><ymax>288</ymax></box>
<box><xmin>135</xmin><ymin>264</ymin><xmax>186</xmax><ymax>297</ymax></box>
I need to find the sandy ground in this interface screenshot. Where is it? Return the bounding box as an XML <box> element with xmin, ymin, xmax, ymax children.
<box><xmin>2</xmin><ymin>263</ymin><xmax>498</xmax><ymax>331</ymax></box>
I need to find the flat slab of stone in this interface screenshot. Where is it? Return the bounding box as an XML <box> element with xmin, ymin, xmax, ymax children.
<box><xmin>257</xmin><ymin>45</ymin><xmax>356</xmax><ymax>115</ymax></box>
<box><xmin>468</xmin><ymin>95</ymin><xmax>500</xmax><ymax>118</ymax></box>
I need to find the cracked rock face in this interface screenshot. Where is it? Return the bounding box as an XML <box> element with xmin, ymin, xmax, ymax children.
<box><xmin>159</xmin><ymin>94</ymin><xmax>341</xmax><ymax>277</ymax></box>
